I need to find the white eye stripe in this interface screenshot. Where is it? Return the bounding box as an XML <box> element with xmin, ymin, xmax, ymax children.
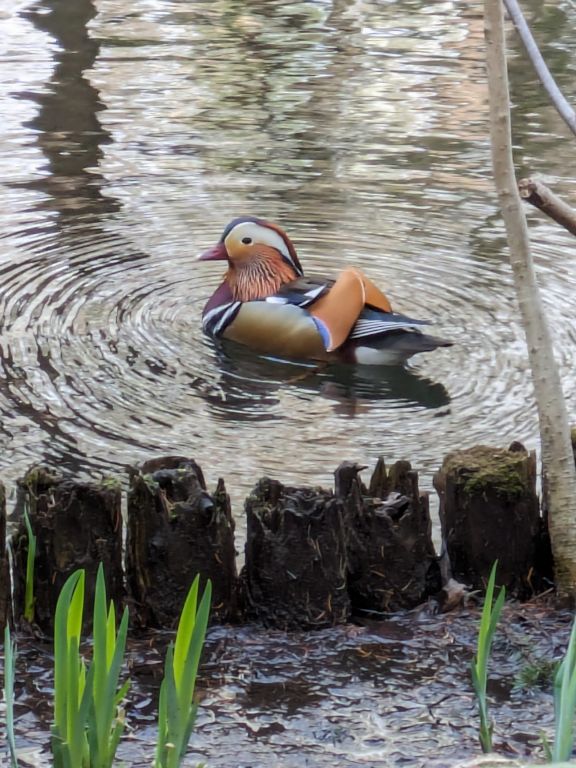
<box><xmin>225</xmin><ymin>222</ymin><xmax>293</xmax><ymax>265</ymax></box>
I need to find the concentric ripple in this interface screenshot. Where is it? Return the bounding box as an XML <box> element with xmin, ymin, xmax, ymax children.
<box><xmin>0</xmin><ymin>0</ymin><xmax>575</xmax><ymax>521</ymax></box>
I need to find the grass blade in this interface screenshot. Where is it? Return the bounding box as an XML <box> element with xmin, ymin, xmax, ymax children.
<box><xmin>23</xmin><ymin>508</ymin><xmax>36</xmax><ymax>623</ymax></box>
<box><xmin>86</xmin><ymin>564</ymin><xmax>130</xmax><ymax>768</ymax></box>
<box><xmin>52</xmin><ymin>569</ymin><xmax>88</xmax><ymax>767</ymax></box>
<box><xmin>178</xmin><ymin>582</ymin><xmax>211</xmax><ymax>712</ymax></box>
<box><xmin>173</xmin><ymin>576</ymin><xmax>199</xmax><ymax>688</ymax></box>
<box><xmin>553</xmin><ymin>614</ymin><xmax>576</xmax><ymax>762</ymax></box>
<box><xmin>155</xmin><ymin>675</ymin><xmax>169</xmax><ymax>768</ymax></box>
<box><xmin>4</xmin><ymin>625</ymin><xmax>19</xmax><ymax>768</ymax></box>
<box><xmin>53</xmin><ymin>570</ymin><xmax>83</xmax><ymax>745</ymax></box>
<box><xmin>470</xmin><ymin>561</ymin><xmax>505</xmax><ymax>753</ymax></box>
<box><xmin>155</xmin><ymin>577</ymin><xmax>211</xmax><ymax>768</ymax></box>
<box><xmin>91</xmin><ymin>563</ymin><xmax>109</xmax><ymax>765</ymax></box>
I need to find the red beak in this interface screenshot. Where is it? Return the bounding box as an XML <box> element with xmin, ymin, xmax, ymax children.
<box><xmin>197</xmin><ymin>242</ymin><xmax>228</xmax><ymax>261</ymax></box>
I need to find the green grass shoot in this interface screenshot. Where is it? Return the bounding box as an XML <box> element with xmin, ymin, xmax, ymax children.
<box><xmin>51</xmin><ymin>569</ymin><xmax>90</xmax><ymax>768</ymax></box>
<box><xmin>155</xmin><ymin>575</ymin><xmax>212</xmax><ymax>768</ymax></box>
<box><xmin>51</xmin><ymin>565</ymin><xmax>130</xmax><ymax>768</ymax></box>
<box><xmin>4</xmin><ymin>625</ymin><xmax>19</xmax><ymax>767</ymax></box>
<box><xmin>551</xmin><ymin>613</ymin><xmax>576</xmax><ymax>762</ymax></box>
<box><xmin>86</xmin><ymin>563</ymin><xmax>130</xmax><ymax>768</ymax></box>
<box><xmin>470</xmin><ymin>561</ymin><xmax>505</xmax><ymax>753</ymax></box>
<box><xmin>8</xmin><ymin>567</ymin><xmax>209</xmax><ymax>767</ymax></box>
<box><xmin>23</xmin><ymin>508</ymin><xmax>36</xmax><ymax>623</ymax></box>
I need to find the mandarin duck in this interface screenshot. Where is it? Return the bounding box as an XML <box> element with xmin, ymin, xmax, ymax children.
<box><xmin>199</xmin><ymin>217</ymin><xmax>452</xmax><ymax>365</ymax></box>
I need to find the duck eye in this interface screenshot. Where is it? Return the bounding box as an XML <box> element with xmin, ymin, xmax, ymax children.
<box><xmin>241</xmin><ymin>237</ymin><xmax>252</xmax><ymax>245</ymax></box>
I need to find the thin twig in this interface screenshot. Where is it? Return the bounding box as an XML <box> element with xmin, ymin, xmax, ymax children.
<box><xmin>502</xmin><ymin>0</ymin><xmax>576</xmax><ymax>137</ymax></box>
<box><xmin>519</xmin><ymin>178</ymin><xmax>576</xmax><ymax>237</ymax></box>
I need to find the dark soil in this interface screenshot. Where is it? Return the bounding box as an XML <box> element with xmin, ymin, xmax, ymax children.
<box><xmin>4</xmin><ymin>596</ymin><xmax>574</xmax><ymax>767</ymax></box>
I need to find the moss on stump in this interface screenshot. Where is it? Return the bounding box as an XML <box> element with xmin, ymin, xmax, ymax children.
<box><xmin>435</xmin><ymin>445</ymin><xmax>550</xmax><ymax>596</ymax></box>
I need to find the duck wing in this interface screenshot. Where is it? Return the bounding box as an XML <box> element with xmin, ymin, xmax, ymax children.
<box><xmin>348</xmin><ymin>306</ymin><xmax>452</xmax><ymax>364</ymax></box>
<box><xmin>274</xmin><ymin>269</ymin><xmax>394</xmax><ymax>351</ymax></box>
<box><xmin>267</xmin><ymin>277</ymin><xmax>330</xmax><ymax>307</ymax></box>
<box><xmin>276</xmin><ymin>276</ymin><xmax>451</xmax><ymax>359</ymax></box>
<box><xmin>349</xmin><ymin>307</ymin><xmax>430</xmax><ymax>341</ymax></box>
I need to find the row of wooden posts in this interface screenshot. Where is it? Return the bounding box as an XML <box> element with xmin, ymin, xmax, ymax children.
<box><xmin>0</xmin><ymin>443</ymin><xmax>554</xmax><ymax>634</ymax></box>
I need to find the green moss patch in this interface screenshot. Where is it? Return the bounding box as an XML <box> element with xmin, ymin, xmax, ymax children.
<box><xmin>441</xmin><ymin>445</ymin><xmax>530</xmax><ymax>499</ymax></box>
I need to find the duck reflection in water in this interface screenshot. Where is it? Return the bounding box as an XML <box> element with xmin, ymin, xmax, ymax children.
<box><xmin>198</xmin><ymin>341</ymin><xmax>451</xmax><ymax>421</ymax></box>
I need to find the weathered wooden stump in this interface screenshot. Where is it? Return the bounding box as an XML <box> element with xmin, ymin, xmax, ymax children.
<box><xmin>0</xmin><ymin>481</ymin><xmax>10</xmax><ymax>632</ymax></box>
<box><xmin>435</xmin><ymin>444</ymin><xmax>546</xmax><ymax>596</ymax></box>
<box><xmin>338</xmin><ymin>459</ymin><xmax>441</xmax><ymax>613</ymax></box>
<box><xmin>126</xmin><ymin>456</ymin><xmax>237</xmax><ymax>627</ymax></box>
<box><xmin>244</xmin><ymin>477</ymin><xmax>350</xmax><ymax>629</ymax></box>
<box><xmin>12</xmin><ymin>467</ymin><xmax>123</xmax><ymax>633</ymax></box>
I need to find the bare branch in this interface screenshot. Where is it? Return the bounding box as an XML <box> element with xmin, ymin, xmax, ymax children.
<box><xmin>519</xmin><ymin>178</ymin><xmax>576</xmax><ymax>237</ymax></box>
<box><xmin>502</xmin><ymin>0</ymin><xmax>576</xmax><ymax>137</ymax></box>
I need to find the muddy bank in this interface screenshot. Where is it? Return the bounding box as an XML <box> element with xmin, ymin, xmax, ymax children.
<box><xmin>6</xmin><ymin>598</ymin><xmax>572</xmax><ymax>767</ymax></box>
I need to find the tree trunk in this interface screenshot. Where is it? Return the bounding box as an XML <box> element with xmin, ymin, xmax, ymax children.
<box><xmin>484</xmin><ymin>0</ymin><xmax>576</xmax><ymax>599</ymax></box>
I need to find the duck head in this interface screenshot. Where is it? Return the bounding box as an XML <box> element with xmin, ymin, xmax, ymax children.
<box><xmin>198</xmin><ymin>216</ymin><xmax>304</xmax><ymax>301</ymax></box>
